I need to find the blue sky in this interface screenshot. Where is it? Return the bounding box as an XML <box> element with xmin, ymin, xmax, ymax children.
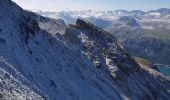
<box><xmin>12</xmin><ymin>0</ymin><xmax>170</xmax><ymax>11</ymax></box>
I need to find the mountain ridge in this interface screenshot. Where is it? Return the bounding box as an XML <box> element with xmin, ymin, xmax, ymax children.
<box><xmin>0</xmin><ymin>0</ymin><xmax>170</xmax><ymax>99</ymax></box>
<box><xmin>33</xmin><ymin>8</ymin><xmax>170</xmax><ymax>65</ymax></box>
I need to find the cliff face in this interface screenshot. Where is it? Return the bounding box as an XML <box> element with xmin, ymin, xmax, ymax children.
<box><xmin>0</xmin><ymin>0</ymin><xmax>170</xmax><ymax>100</ymax></box>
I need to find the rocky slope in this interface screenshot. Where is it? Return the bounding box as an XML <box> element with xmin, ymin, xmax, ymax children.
<box><xmin>0</xmin><ymin>0</ymin><xmax>170</xmax><ymax>99</ymax></box>
<box><xmin>34</xmin><ymin>9</ymin><xmax>170</xmax><ymax>65</ymax></box>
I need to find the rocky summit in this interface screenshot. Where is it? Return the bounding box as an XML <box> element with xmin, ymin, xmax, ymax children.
<box><xmin>0</xmin><ymin>0</ymin><xmax>170</xmax><ymax>100</ymax></box>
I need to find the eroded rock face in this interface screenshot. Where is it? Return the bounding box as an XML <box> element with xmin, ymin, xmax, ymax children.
<box><xmin>52</xmin><ymin>19</ymin><xmax>170</xmax><ymax>99</ymax></box>
<box><xmin>0</xmin><ymin>0</ymin><xmax>170</xmax><ymax>100</ymax></box>
<box><xmin>67</xmin><ymin>19</ymin><xmax>139</xmax><ymax>75</ymax></box>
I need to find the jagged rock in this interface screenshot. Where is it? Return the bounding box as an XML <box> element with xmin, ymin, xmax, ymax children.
<box><xmin>76</xmin><ymin>19</ymin><xmax>91</xmax><ymax>29</ymax></box>
<box><xmin>76</xmin><ymin>19</ymin><xmax>103</xmax><ymax>36</ymax></box>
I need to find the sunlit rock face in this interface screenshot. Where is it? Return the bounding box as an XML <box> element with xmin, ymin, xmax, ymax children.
<box><xmin>0</xmin><ymin>0</ymin><xmax>170</xmax><ymax>100</ymax></box>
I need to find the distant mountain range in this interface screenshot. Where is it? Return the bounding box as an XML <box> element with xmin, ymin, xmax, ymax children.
<box><xmin>32</xmin><ymin>8</ymin><xmax>170</xmax><ymax>25</ymax></box>
<box><xmin>33</xmin><ymin>8</ymin><xmax>170</xmax><ymax>65</ymax></box>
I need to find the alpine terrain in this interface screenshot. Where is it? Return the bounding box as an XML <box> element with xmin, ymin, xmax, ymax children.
<box><xmin>34</xmin><ymin>9</ymin><xmax>170</xmax><ymax>65</ymax></box>
<box><xmin>0</xmin><ymin>0</ymin><xmax>170</xmax><ymax>100</ymax></box>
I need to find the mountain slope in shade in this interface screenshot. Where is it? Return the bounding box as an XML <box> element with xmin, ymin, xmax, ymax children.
<box><xmin>0</xmin><ymin>0</ymin><xmax>170</xmax><ymax>99</ymax></box>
